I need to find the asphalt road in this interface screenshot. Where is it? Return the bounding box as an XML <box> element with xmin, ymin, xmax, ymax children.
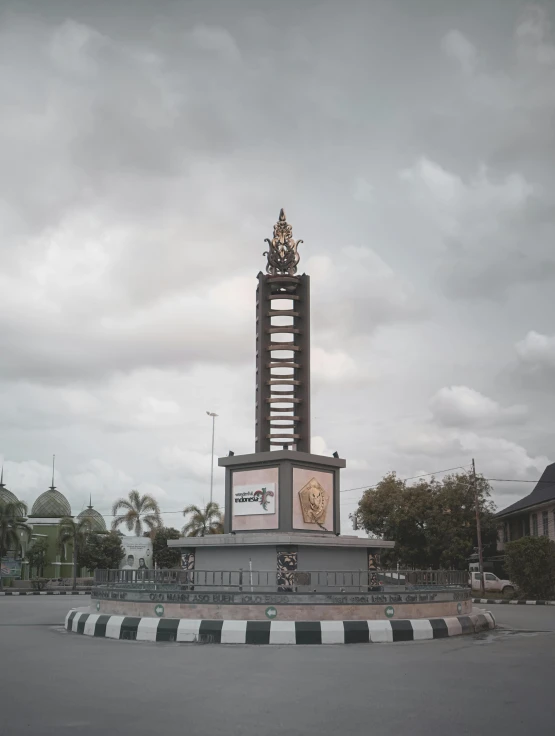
<box><xmin>1</xmin><ymin>597</ymin><xmax>554</xmax><ymax>736</ymax></box>
<box><xmin>487</xmin><ymin>602</ymin><xmax>555</xmax><ymax>631</ymax></box>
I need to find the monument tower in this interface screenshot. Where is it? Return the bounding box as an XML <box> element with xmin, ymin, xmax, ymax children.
<box><xmin>169</xmin><ymin>209</ymin><xmax>392</xmax><ymax>589</ymax></box>
<box><xmin>255</xmin><ymin>209</ymin><xmax>310</xmax><ymax>453</ymax></box>
<box><xmin>217</xmin><ymin>209</ymin><xmax>345</xmax><ymax>538</ymax></box>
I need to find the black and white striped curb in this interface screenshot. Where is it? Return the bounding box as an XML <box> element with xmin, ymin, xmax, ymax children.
<box><xmin>473</xmin><ymin>598</ymin><xmax>555</xmax><ymax>606</ymax></box>
<box><xmin>0</xmin><ymin>590</ymin><xmax>91</xmax><ymax>596</ymax></box>
<box><xmin>64</xmin><ymin>609</ymin><xmax>495</xmax><ymax>644</ymax></box>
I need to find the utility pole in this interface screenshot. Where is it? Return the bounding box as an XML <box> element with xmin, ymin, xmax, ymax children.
<box><xmin>472</xmin><ymin>458</ymin><xmax>485</xmax><ymax>597</ymax></box>
<box><xmin>206</xmin><ymin>412</ymin><xmax>218</xmax><ymax>505</ymax></box>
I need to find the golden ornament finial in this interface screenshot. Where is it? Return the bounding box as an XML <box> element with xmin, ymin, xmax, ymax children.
<box><xmin>263</xmin><ymin>208</ymin><xmax>303</xmax><ymax>276</ymax></box>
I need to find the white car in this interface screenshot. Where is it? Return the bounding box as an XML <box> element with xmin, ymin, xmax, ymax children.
<box><xmin>470</xmin><ymin>571</ymin><xmax>514</xmax><ymax>595</ymax></box>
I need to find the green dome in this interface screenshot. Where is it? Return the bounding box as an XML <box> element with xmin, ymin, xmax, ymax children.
<box><xmin>30</xmin><ymin>486</ymin><xmax>71</xmax><ymax>518</ymax></box>
<box><xmin>0</xmin><ymin>484</ymin><xmax>19</xmax><ymax>506</ymax></box>
<box><xmin>77</xmin><ymin>505</ymin><xmax>106</xmax><ymax>532</ymax></box>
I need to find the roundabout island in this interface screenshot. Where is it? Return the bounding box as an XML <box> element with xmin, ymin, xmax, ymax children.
<box><xmin>65</xmin><ymin>210</ymin><xmax>494</xmax><ymax>645</ymax></box>
<box><xmin>65</xmin><ymin>563</ymin><xmax>494</xmax><ymax>644</ymax></box>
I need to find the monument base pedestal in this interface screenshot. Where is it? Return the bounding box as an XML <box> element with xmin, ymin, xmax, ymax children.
<box><xmin>168</xmin><ymin>531</ymin><xmax>394</xmax><ymax>594</ymax></box>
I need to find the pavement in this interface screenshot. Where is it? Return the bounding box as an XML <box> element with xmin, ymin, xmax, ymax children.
<box><xmin>1</xmin><ymin>597</ymin><xmax>554</xmax><ymax>736</ymax></box>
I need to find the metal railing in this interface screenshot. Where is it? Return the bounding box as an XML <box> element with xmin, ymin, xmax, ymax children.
<box><xmin>379</xmin><ymin>570</ymin><xmax>468</xmax><ymax>588</ymax></box>
<box><xmin>94</xmin><ymin>568</ymin><xmax>468</xmax><ymax>593</ymax></box>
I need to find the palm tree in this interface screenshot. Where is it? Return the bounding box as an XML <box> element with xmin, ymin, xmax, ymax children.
<box><xmin>0</xmin><ymin>500</ymin><xmax>30</xmax><ymax>590</ymax></box>
<box><xmin>111</xmin><ymin>490</ymin><xmax>161</xmax><ymax>537</ymax></box>
<box><xmin>182</xmin><ymin>502</ymin><xmax>224</xmax><ymax>537</ymax></box>
<box><xmin>58</xmin><ymin>516</ymin><xmax>93</xmax><ymax>591</ymax></box>
<box><xmin>26</xmin><ymin>537</ymin><xmax>49</xmax><ymax>578</ymax></box>
<box><xmin>213</xmin><ymin>513</ymin><xmax>224</xmax><ymax>535</ymax></box>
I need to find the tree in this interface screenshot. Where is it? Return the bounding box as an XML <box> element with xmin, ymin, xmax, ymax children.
<box><xmin>183</xmin><ymin>502</ymin><xmax>224</xmax><ymax>537</ymax></box>
<box><xmin>27</xmin><ymin>537</ymin><xmax>49</xmax><ymax>578</ymax></box>
<box><xmin>147</xmin><ymin>527</ymin><xmax>182</xmax><ymax>568</ymax></box>
<box><xmin>58</xmin><ymin>516</ymin><xmax>93</xmax><ymax>590</ymax></box>
<box><xmin>505</xmin><ymin>536</ymin><xmax>555</xmax><ymax>600</ymax></box>
<box><xmin>0</xmin><ymin>500</ymin><xmax>30</xmax><ymax>589</ymax></box>
<box><xmin>78</xmin><ymin>532</ymin><xmax>125</xmax><ymax>573</ymax></box>
<box><xmin>354</xmin><ymin>470</ymin><xmax>497</xmax><ymax>570</ymax></box>
<box><xmin>111</xmin><ymin>490</ymin><xmax>161</xmax><ymax>537</ymax></box>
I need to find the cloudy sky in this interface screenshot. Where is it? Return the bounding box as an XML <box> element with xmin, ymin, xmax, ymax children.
<box><xmin>1</xmin><ymin>0</ymin><xmax>554</xmax><ymax>534</ymax></box>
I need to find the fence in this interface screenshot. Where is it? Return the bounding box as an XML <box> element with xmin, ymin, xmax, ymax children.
<box><xmin>94</xmin><ymin>568</ymin><xmax>468</xmax><ymax>593</ymax></box>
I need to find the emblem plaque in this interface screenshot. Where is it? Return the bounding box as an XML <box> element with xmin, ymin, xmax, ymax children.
<box><xmin>298</xmin><ymin>477</ymin><xmax>329</xmax><ymax>525</ymax></box>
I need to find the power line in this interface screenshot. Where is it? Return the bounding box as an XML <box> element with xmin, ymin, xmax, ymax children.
<box><xmin>339</xmin><ymin>473</ymin><xmax>553</xmax><ymax>505</ymax></box>
<box><xmin>91</xmin><ymin>470</ymin><xmax>550</xmax><ymax>518</ymax></box>
<box><xmin>482</xmin><ymin>478</ymin><xmax>554</xmax><ymax>484</ymax></box>
<box><xmin>99</xmin><ymin>509</ymin><xmax>193</xmax><ymax>518</ymax></box>
<box><xmin>339</xmin><ymin>464</ymin><xmax>472</xmax><ymax>494</ymax></box>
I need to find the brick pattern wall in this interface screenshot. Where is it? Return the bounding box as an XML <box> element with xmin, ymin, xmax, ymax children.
<box><xmin>529</xmin><ymin>504</ymin><xmax>555</xmax><ymax>540</ymax></box>
<box><xmin>498</xmin><ymin>503</ymin><xmax>555</xmax><ymax>550</ymax></box>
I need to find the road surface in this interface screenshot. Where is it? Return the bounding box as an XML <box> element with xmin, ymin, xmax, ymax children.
<box><xmin>1</xmin><ymin>597</ymin><xmax>553</xmax><ymax>736</ymax></box>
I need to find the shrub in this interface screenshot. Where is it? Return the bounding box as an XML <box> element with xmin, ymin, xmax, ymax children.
<box><xmin>504</xmin><ymin>536</ymin><xmax>555</xmax><ymax>600</ymax></box>
<box><xmin>30</xmin><ymin>577</ymin><xmax>48</xmax><ymax>591</ymax></box>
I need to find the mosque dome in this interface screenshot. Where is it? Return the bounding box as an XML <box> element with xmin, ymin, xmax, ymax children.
<box><xmin>30</xmin><ymin>486</ymin><xmax>71</xmax><ymax>518</ymax></box>
<box><xmin>77</xmin><ymin>503</ymin><xmax>107</xmax><ymax>532</ymax></box>
<box><xmin>0</xmin><ymin>468</ymin><xmax>20</xmax><ymax>506</ymax></box>
<box><xmin>0</xmin><ymin>484</ymin><xmax>19</xmax><ymax>506</ymax></box>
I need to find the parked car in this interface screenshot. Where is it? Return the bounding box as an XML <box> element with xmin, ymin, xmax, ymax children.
<box><xmin>469</xmin><ymin>571</ymin><xmax>514</xmax><ymax>595</ymax></box>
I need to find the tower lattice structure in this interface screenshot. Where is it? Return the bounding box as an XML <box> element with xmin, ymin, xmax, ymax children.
<box><xmin>255</xmin><ymin>209</ymin><xmax>311</xmax><ymax>453</ymax></box>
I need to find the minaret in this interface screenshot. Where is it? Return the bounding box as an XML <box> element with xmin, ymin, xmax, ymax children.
<box><xmin>255</xmin><ymin>209</ymin><xmax>311</xmax><ymax>453</ymax></box>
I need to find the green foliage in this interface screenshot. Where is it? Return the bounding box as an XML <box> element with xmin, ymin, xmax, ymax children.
<box><xmin>111</xmin><ymin>490</ymin><xmax>162</xmax><ymax>537</ymax></box>
<box><xmin>0</xmin><ymin>500</ymin><xmax>30</xmax><ymax>558</ymax></box>
<box><xmin>58</xmin><ymin>516</ymin><xmax>92</xmax><ymax>552</ymax></box>
<box><xmin>78</xmin><ymin>532</ymin><xmax>125</xmax><ymax>573</ymax></box>
<box><xmin>0</xmin><ymin>500</ymin><xmax>31</xmax><ymax>588</ymax></box>
<box><xmin>58</xmin><ymin>516</ymin><xmax>93</xmax><ymax>590</ymax></box>
<box><xmin>27</xmin><ymin>537</ymin><xmax>49</xmax><ymax>577</ymax></box>
<box><xmin>30</xmin><ymin>577</ymin><xmax>48</xmax><ymax>591</ymax></box>
<box><xmin>354</xmin><ymin>471</ymin><xmax>497</xmax><ymax>570</ymax></box>
<box><xmin>504</xmin><ymin>536</ymin><xmax>555</xmax><ymax>600</ymax></box>
<box><xmin>183</xmin><ymin>502</ymin><xmax>224</xmax><ymax>537</ymax></box>
<box><xmin>148</xmin><ymin>527</ymin><xmax>181</xmax><ymax>568</ymax></box>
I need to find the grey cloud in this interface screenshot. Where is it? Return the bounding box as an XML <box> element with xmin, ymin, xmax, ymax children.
<box><xmin>0</xmin><ymin>274</ymin><xmax>256</xmax><ymax>383</ymax></box>
<box><xmin>505</xmin><ymin>330</ymin><xmax>555</xmax><ymax>394</ymax></box>
<box><xmin>0</xmin><ymin>0</ymin><xmax>553</xmax><ymax>521</ymax></box>
<box><xmin>516</xmin><ymin>330</ymin><xmax>555</xmax><ymax>369</ymax></box>
<box><xmin>387</xmin><ymin>9</ymin><xmax>555</xmax><ymax>302</ymax></box>
<box><xmin>429</xmin><ymin>385</ymin><xmax>527</xmax><ymax>428</ymax></box>
<box><xmin>398</xmin><ymin>156</ymin><xmax>555</xmax><ymax>300</ymax></box>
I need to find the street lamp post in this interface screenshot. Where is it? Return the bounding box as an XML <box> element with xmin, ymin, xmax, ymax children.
<box><xmin>472</xmin><ymin>458</ymin><xmax>485</xmax><ymax>597</ymax></box>
<box><xmin>206</xmin><ymin>412</ymin><xmax>218</xmax><ymax>505</ymax></box>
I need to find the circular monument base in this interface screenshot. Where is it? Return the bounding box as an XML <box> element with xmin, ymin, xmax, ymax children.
<box><xmin>92</xmin><ymin>596</ymin><xmax>472</xmax><ymax>621</ymax></box>
<box><xmin>86</xmin><ymin>566</ymin><xmax>475</xmax><ymax>642</ymax></box>
<box><xmin>65</xmin><ymin>607</ymin><xmax>495</xmax><ymax>644</ymax></box>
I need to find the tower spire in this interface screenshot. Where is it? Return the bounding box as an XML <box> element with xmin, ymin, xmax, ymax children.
<box><xmin>89</xmin><ymin>493</ymin><xmax>92</xmax><ymax>509</ymax></box>
<box><xmin>51</xmin><ymin>454</ymin><xmax>56</xmax><ymax>489</ymax></box>
<box><xmin>263</xmin><ymin>208</ymin><xmax>303</xmax><ymax>276</ymax></box>
<box><xmin>255</xmin><ymin>208</ymin><xmax>311</xmax><ymax>453</ymax></box>
<box><xmin>0</xmin><ymin>465</ymin><xmax>4</xmax><ymax>487</ymax></box>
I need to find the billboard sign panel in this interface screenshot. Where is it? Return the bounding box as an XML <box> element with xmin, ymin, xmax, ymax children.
<box><xmin>119</xmin><ymin>538</ymin><xmax>153</xmax><ymax>570</ymax></box>
<box><xmin>1</xmin><ymin>558</ymin><xmax>22</xmax><ymax>578</ymax></box>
